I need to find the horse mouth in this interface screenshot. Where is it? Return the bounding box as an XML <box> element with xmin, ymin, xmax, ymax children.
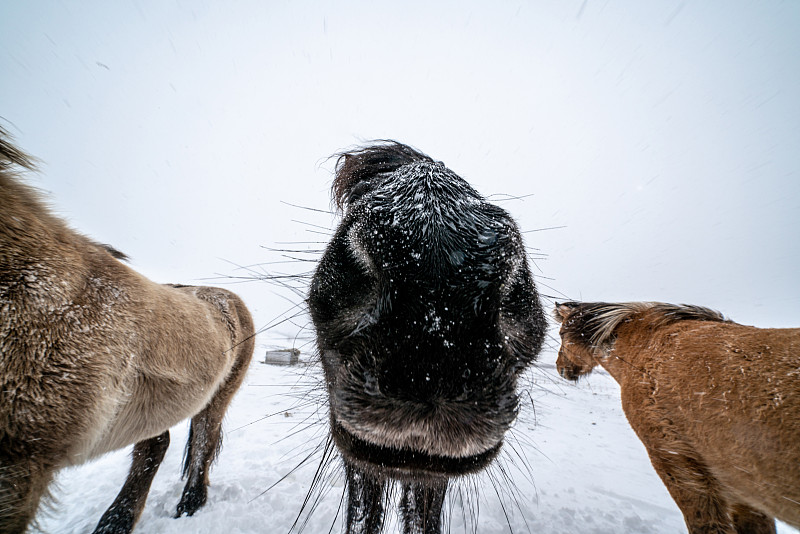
<box><xmin>330</xmin><ymin>420</ymin><xmax>502</xmax><ymax>480</ymax></box>
<box><xmin>558</xmin><ymin>365</ymin><xmax>581</xmax><ymax>381</ymax></box>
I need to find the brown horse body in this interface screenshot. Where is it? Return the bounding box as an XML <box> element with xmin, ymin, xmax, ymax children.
<box><xmin>0</xmin><ymin>131</ymin><xmax>255</xmax><ymax>533</ymax></box>
<box><xmin>554</xmin><ymin>301</ymin><xmax>800</xmax><ymax>534</ymax></box>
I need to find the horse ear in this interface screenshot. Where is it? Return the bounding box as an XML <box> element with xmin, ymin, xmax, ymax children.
<box><xmin>553</xmin><ymin>302</ymin><xmax>580</xmax><ymax>323</ymax></box>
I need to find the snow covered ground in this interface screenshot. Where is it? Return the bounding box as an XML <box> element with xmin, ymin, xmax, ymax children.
<box><xmin>3</xmin><ymin>2</ymin><xmax>797</xmax><ymax>533</ymax></box>
<box><xmin>36</xmin><ymin>342</ymin><xmax>800</xmax><ymax>534</ymax></box>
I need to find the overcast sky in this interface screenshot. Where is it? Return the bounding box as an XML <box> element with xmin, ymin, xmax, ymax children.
<box><xmin>1</xmin><ymin>0</ymin><xmax>798</xmax><ymax>342</ymax></box>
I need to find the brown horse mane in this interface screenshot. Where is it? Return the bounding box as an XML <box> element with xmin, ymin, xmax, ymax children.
<box><xmin>98</xmin><ymin>243</ymin><xmax>129</xmax><ymax>261</ymax></box>
<box><xmin>1</xmin><ymin>127</ymin><xmax>129</xmax><ymax>263</ymax></box>
<box><xmin>1</xmin><ymin>126</ymin><xmax>57</xmax><ymax>229</ymax></box>
<box><xmin>556</xmin><ymin>301</ymin><xmax>729</xmax><ymax>348</ymax></box>
<box><xmin>0</xmin><ymin>126</ymin><xmax>38</xmax><ymax>172</ymax></box>
<box><xmin>331</xmin><ymin>140</ymin><xmax>434</xmax><ymax>211</ymax></box>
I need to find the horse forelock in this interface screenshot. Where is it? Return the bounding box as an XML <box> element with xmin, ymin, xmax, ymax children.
<box><xmin>370</xmin><ymin>159</ymin><xmax>484</xmax><ymax>213</ymax></box>
<box><xmin>331</xmin><ymin>140</ymin><xmax>435</xmax><ymax>211</ymax></box>
<box><xmin>343</xmin><ymin>158</ymin><xmax>522</xmax><ymax>290</ymax></box>
<box><xmin>559</xmin><ymin>301</ymin><xmax>730</xmax><ymax>349</ymax></box>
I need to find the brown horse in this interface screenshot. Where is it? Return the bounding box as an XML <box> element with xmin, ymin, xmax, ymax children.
<box><xmin>0</xmin><ymin>129</ymin><xmax>255</xmax><ymax>533</ymax></box>
<box><xmin>554</xmin><ymin>301</ymin><xmax>800</xmax><ymax>534</ymax></box>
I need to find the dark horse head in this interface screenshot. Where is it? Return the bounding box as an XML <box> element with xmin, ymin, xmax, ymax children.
<box><xmin>308</xmin><ymin>142</ymin><xmax>546</xmax><ymax>533</ymax></box>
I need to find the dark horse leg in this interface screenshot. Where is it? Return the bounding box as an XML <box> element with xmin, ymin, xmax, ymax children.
<box><xmin>175</xmin><ymin>343</ymin><xmax>253</xmax><ymax>518</ymax></box>
<box><xmin>345</xmin><ymin>464</ymin><xmax>386</xmax><ymax>534</ymax></box>
<box><xmin>400</xmin><ymin>480</ymin><xmax>448</xmax><ymax>534</ymax></box>
<box><xmin>0</xmin><ymin>456</ymin><xmax>56</xmax><ymax>534</ymax></box>
<box><xmin>93</xmin><ymin>431</ymin><xmax>170</xmax><ymax>534</ymax></box>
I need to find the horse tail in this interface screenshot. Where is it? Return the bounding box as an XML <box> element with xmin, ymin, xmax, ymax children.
<box><xmin>180</xmin><ymin>423</ymin><xmax>224</xmax><ymax>480</ymax></box>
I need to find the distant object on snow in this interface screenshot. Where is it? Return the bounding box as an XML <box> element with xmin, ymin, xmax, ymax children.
<box><xmin>263</xmin><ymin>348</ymin><xmax>301</xmax><ymax>366</ymax></box>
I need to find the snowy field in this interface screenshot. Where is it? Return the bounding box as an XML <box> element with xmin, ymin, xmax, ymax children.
<box><xmin>36</xmin><ymin>344</ymin><xmax>800</xmax><ymax>534</ymax></box>
<box><xmin>3</xmin><ymin>1</ymin><xmax>798</xmax><ymax>533</ymax></box>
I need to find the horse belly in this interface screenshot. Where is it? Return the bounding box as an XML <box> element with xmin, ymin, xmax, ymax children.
<box><xmin>706</xmin><ymin>434</ymin><xmax>800</xmax><ymax>526</ymax></box>
<box><xmin>664</xmin><ymin>372</ymin><xmax>800</xmax><ymax>524</ymax></box>
<box><xmin>83</xmin><ymin>358</ymin><xmax>233</xmax><ymax>460</ymax></box>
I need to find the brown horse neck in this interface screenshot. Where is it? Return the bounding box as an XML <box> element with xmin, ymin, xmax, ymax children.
<box><xmin>593</xmin><ymin>311</ymin><xmax>667</xmax><ymax>384</ymax></box>
<box><xmin>0</xmin><ymin>174</ymin><xmax>105</xmax><ymax>304</ymax></box>
<box><xmin>1</xmin><ymin>174</ymin><xmax>67</xmax><ymax>246</ymax></box>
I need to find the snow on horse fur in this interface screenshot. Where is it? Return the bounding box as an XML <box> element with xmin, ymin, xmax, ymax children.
<box><xmin>554</xmin><ymin>300</ymin><xmax>800</xmax><ymax>534</ymax></box>
<box><xmin>0</xmin><ymin>128</ymin><xmax>255</xmax><ymax>534</ymax></box>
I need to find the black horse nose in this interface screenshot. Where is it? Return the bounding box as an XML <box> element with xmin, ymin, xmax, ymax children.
<box><xmin>377</xmin><ymin>352</ymin><xmax>440</xmax><ymax>402</ymax></box>
<box><xmin>375</xmin><ymin>339</ymin><xmax>478</xmax><ymax>404</ymax></box>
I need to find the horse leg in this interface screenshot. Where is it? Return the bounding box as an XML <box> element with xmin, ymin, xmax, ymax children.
<box><xmin>400</xmin><ymin>480</ymin><xmax>448</xmax><ymax>534</ymax></box>
<box><xmin>0</xmin><ymin>457</ymin><xmax>55</xmax><ymax>533</ymax></box>
<box><xmin>175</xmin><ymin>343</ymin><xmax>252</xmax><ymax>518</ymax></box>
<box><xmin>93</xmin><ymin>430</ymin><xmax>170</xmax><ymax>534</ymax></box>
<box><xmin>731</xmin><ymin>504</ymin><xmax>775</xmax><ymax>534</ymax></box>
<box><xmin>645</xmin><ymin>449</ymin><xmax>735</xmax><ymax>534</ymax></box>
<box><xmin>345</xmin><ymin>463</ymin><xmax>386</xmax><ymax>534</ymax></box>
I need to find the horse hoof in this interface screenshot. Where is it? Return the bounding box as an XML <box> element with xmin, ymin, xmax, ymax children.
<box><xmin>93</xmin><ymin>507</ymin><xmax>135</xmax><ymax>534</ymax></box>
<box><xmin>175</xmin><ymin>485</ymin><xmax>208</xmax><ymax>518</ymax></box>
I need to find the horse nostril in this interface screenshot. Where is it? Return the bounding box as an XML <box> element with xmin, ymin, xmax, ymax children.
<box><xmin>364</xmin><ymin>370</ymin><xmax>381</xmax><ymax>396</ymax></box>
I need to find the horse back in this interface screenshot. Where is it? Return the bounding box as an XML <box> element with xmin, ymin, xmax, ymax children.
<box><xmin>614</xmin><ymin>321</ymin><xmax>800</xmax><ymax>524</ymax></box>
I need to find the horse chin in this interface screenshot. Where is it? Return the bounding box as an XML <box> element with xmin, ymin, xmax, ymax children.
<box><xmin>557</xmin><ymin>351</ymin><xmax>592</xmax><ymax>381</ymax></box>
<box><xmin>330</xmin><ymin>419</ymin><xmax>502</xmax><ymax>482</ymax></box>
<box><xmin>558</xmin><ymin>365</ymin><xmax>582</xmax><ymax>381</ymax></box>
